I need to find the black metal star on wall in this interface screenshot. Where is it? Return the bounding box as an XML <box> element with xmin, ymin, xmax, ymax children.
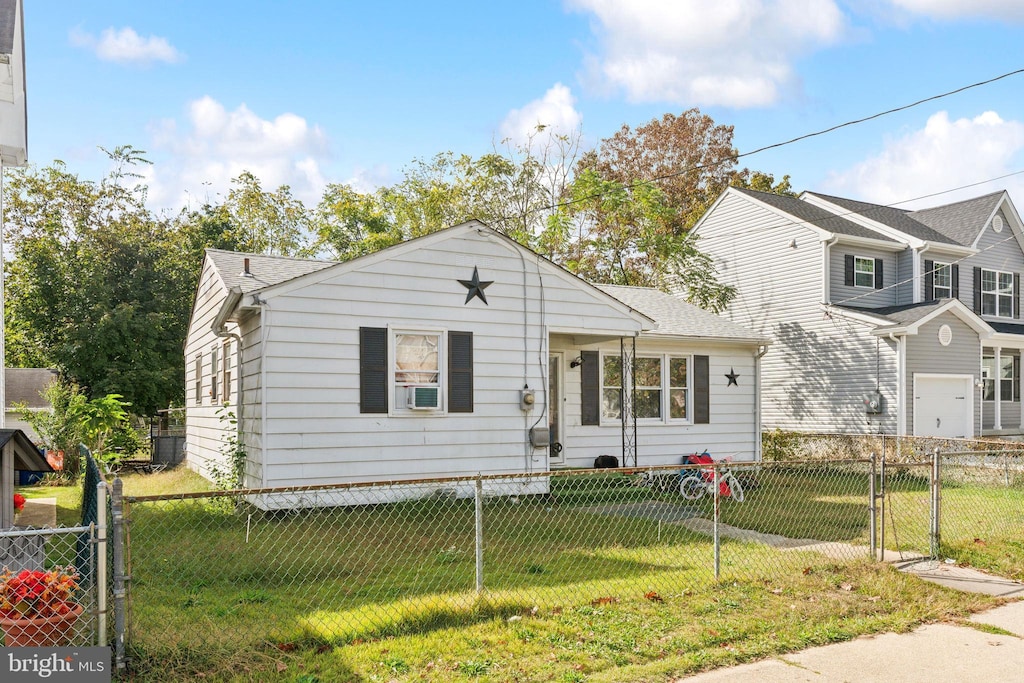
<box><xmin>458</xmin><ymin>266</ymin><xmax>493</xmax><ymax>305</ymax></box>
<box><xmin>725</xmin><ymin>368</ymin><xmax>739</xmax><ymax>386</ymax></box>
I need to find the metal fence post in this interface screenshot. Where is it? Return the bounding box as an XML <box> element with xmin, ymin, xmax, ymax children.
<box><xmin>713</xmin><ymin>464</ymin><xmax>721</xmax><ymax>581</ymax></box>
<box><xmin>879</xmin><ymin>453</ymin><xmax>886</xmax><ymax>561</ymax></box>
<box><xmin>931</xmin><ymin>447</ymin><xmax>941</xmax><ymax>559</ymax></box>
<box><xmin>96</xmin><ymin>481</ymin><xmax>108</xmax><ymax>647</ymax></box>
<box><xmin>869</xmin><ymin>453</ymin><xmax>877</xmax><ymax>561</ymax></box>
<box><xmin>474</xmin><ymin>474</ymin><xmax>484</xmax><ymax>598</ymax></box>
<box><xmin>111</xmin><ymin>477</ymin><xmax>127</xmax><ymax>670</ymax></box>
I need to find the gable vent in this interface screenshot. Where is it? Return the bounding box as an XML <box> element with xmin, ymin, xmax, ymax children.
<box><xmin>993</xmin><ymin>216</ymin><xmax>1004</xmax><ymax>233</ymax></box>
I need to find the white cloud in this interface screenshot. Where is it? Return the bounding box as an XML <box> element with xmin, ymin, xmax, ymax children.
<box><xmin>887</xmin><ymin>0</ymin><xmax>1024</xmax><ymax>21</ymax></box>
<box><xmin>822</xmin><ymin>110</ymin><xmax>1024</xmax><ymax>208</ymax></box>
<box><xmin>69</xmin><ymin>27</ymin><xmax>183</xmax><ymax>66</ymax></box>
<box><xmin>568</xmin><ymin>0</ymin><xmax>846</xmax><ymax>107</ymax></box>
<box><xmin>142</xmin><ymin>96</ymin><xmax>330</xmax><ymax>210</ymax></box>
<box><xmin>499</xmin><ymin>83</ymin><xmax>583</xmax><ymax>145</ymax></box>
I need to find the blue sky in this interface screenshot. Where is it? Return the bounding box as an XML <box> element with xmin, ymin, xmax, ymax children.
<box><xmin>20</xmin><ymin>1</ymin><xmax>1024</xmax><ymax>214</ymax></box>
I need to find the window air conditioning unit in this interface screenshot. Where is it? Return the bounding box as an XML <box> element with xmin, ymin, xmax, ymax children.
<box><xmin>406</xmin><ymin>385</ymin><xmax>440</xmax><ymax>410</ymax></box>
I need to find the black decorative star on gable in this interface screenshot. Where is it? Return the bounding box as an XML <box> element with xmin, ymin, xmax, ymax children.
<box><xmin>458</xmin><ymin>266</ymin><xmax>493</xmax><ymax>305</ymax></box>
<box><xmin>725</xmin><ymin>368</ymin><xmax>739</xmax><ymax>386</ymax></box>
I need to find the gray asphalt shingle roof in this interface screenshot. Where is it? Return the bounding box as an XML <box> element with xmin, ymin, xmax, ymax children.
<box><xmin>908</xmin><ymin>191</ymin><xmax>1004</xmax><ymax>246</ymax></box>
<box><xmin>597</xmin><ymin>285</ymin><xmax>768</xmax><ymax>343</ymax></box>
<box><xmin>803</xmin><ymin>192</ymin><xmax>959</xmax><ymax>245</ymax></box>
<box><xmin>832</xmin><ymin>300</ymin><xmax>952</xmax><ymax>326</ymax></box>
<box><xmin>732</xmin><ymin>187</ymin><xmax>898</xmax><ymax>242</ymax></box>
<box><xmin>205</xmin><ymin>249</ymin><xmax>338</xmax><ymax>294</ymax></box>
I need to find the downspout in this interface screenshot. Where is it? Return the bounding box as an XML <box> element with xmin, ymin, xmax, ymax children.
<box><xmin>256</xmin><ymin>295</ymin><xmax>269</xmax><ymax>489</ymax></box>
<box><xmin>821</xmin><ymin>236</ymin><xmax>839</xmax><ymax>304</ymax></box>
<box><xmin>914</xmin><ymin>245</ymin><xmax>930</xmax><ymax>304</ymax></box>
<box><xmin>755</xmin><ymin>344</ymin><xmax>768</xmax><ymax>461</ymax></box>
<box><xmin>888</xmin><ymin>332</ymin><xmax>905</xmax><ymax>436</ymax></box>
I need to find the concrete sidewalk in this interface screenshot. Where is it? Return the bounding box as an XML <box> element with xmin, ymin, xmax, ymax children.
<box><xmin>678</xmin><ymin>563</ymin><xmax>1024</xmax><ymax>682</ymax></box>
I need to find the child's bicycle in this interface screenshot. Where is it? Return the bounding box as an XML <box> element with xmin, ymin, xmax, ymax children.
<box><xmin>679</xmin><ymin>451</ymin><xmax>744</xmax><ymax>502</ymax></box>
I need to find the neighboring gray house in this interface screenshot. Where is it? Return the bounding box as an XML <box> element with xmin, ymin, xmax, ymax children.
<box><xmin>693</xmin><ymin>187</ymin><xmax>1024</xmax><ymax>439</ymax></box>
<box><xmin>184</xmin><ymin>221</ymin><xmax>767</xmax><ymax>501</ymax></box>
<box><xmin>5</xmin><ymin>368</ymin><xmax>59</xmax><ymax>443</ymax></box>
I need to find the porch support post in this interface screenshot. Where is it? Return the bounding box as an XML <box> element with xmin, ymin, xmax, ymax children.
<box><xmin>994</xmin><ymin>347</ymin><xmax>1003</xmax><ymax>430</ymax></box>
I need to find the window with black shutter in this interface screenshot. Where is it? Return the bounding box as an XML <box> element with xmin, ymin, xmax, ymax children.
<box><xmin>359</xmin><ymin>327</ymin><xmax>388</xmax><ymax>413</ymax></box>
<box><xmin>693</xmin><ymin>355</ymin><xmax>710</xmax><ymax>424</ymax></box>
<box><xmin>448</xmin><ymin>331</ymin><xmax>473</xmax><ymax>413</ymax></box>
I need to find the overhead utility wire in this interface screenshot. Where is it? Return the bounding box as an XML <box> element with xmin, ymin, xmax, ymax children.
<box><xmin>505</xmin><ymin>66</ymin><xmax>1024</xmax><ymax>222</ymax></box>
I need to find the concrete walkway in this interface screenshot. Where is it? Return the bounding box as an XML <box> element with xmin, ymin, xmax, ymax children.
<box><xmin>678</xmin><ymin>563</ymin><xmax>1024</xmax><ymax>682</ymax></box>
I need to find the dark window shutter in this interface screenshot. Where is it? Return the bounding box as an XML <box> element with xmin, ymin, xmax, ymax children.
<box><xmin>974</xmin><ymin>267</ymin><xmax>982</xmax><ymax>314</ymax></box>
<box><xmin>581</xmin><ymin>350</ymin><xmax>600</xmax><ymax>426</ymax></box>
<box><xmin>448</xmin><ymin>331</ymin><xmax>473</xmax><ymax>413</ymax></box>
<box><xmin>874</xmin><ymin>258</ymin><xmax>883</xmax><ymax>289</ymax></box>
<box><xmin>1015</xmin><ymin>355</ymin><xmax>1021</xmax><ymax>402</ymax></box>
<box><xmin>359</xmin><ymin>327</ymin><xmax>388</xmax><ymax>413</ymax></box>
<box><xmin>924</xmin><ymin>259</ymin><xmax>934</xmax><ymax>300</ymax></box>
<box><xmin>694</xmin><ymin>355</ymin><xmax>710</xmax><ymax>424</ymax></box>
<box><xmin>951</xmin><ymin>264</ymin><xmax>959</xmax><ymax>300</ymax></box>
<box><xmin>844</xmin><ymin>255</ymin><xmax>854</xmax><ymax>287</ymax></box>
<box><xmin>1016</xmin><ymin>274</ymin><xmax>1021</xmax><ymax>319</ymax></box>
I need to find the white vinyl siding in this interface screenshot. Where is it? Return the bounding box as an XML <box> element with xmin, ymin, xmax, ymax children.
<box><xmin>698</xmin><ymin>192</ymin><xmax>897</xmax><ymax>433</ymax></box>
<box><xmin>554</xmin><ymin>335</ymin><xmax>759</xmax><ymax>468</ymax></box>
<box><xmin>831</xmin><ymin>247</ymin><xmax>896</xmax><ymax>308</ymax></box>
<box><xmin>183</xmin><ymin>260</ymin><xmax>250</xmax><ymax>484</ymax></box>
<box><xmin>962</xmin><ymin>218</ymin><xmax>1024</xmax><ymax>318</ymax></box>
<box><xmin>232</xmin><ymin>229</ymin><xmax>647</xmax><ymax>487</ymax></box>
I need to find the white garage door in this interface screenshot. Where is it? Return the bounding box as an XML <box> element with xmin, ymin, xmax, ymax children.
<box><xmin>914</xmin><ymin>374</ymin><xmax>973</xmax><ymax>438</ymax></box>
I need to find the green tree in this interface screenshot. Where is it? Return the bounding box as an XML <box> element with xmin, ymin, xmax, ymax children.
<box><xmin>730</xmin><ymin>170</ymin><xmax>797</xmax><ymax>196</ymax></box>
<box><xmin>544</xmin><ymin>168</ymin><xmax>735</xmax><ymax>311</ymax></box>
<box><xmin>3</xmin><ymin>148</ymin><xmax>192</xmax><ymax>415</ymax></box>
<box><xmin>578</xmin><ymin>109</ymin><xmax>741</xmax><ymax>232</ymax></box>
<box><xmin>224</xmin><ymin>171</ymin><xmax>310</xmax><ymax>255</ymax></box>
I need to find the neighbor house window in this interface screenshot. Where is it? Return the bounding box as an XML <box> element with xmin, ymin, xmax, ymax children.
<box><xmin>981</xmin><ymin>269</ymin><xmax>1014</xmax><ymax>317</ymax></box>
<box><xmin>394</xmin><ymin>331</ymin><xmax>441</xmax><ymax>410</ymax></box>
<box><xmin>933</xmin><ymin>262</ymin><xmax>952</xmax><ymax>299</ymax></box>
<box><xmin>194</xmin><ymin>355</ymin><xmax>202</xmax><ymax>404</ymax></box>
<box><xmin>983</xmin><ymin>354</ymin><xmax>1017</xmax><ymax>402</ymax></box>
<box><xmin>854</xmin><ymin>257</ymin><xmax>875</xmax><ymax>288</ymax></box>
<box><xmin>602</xmin><ymin>355</ymin><xmax>622</xmax><ymax>420</ymax></box>
<box><xmin>669</xmin><ymin>357</ymin><xmax>688</xmax><ymax>419</ymax></box>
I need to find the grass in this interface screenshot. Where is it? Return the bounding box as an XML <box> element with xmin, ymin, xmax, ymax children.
<box><xmin>14</xmin><ymin>463</ymin><xmax>1020</xmax><ymax>681</ymax></box>
<box><xmin>127</xmin><ymin>561</ymin><xmax>998</xmax><ymax>682</ymax></box>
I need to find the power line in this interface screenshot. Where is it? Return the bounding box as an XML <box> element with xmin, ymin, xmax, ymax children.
<box><xmin>513</xmin><ymin>66</ymin><xmax>1024</xmax><ymax>221</ymax></box>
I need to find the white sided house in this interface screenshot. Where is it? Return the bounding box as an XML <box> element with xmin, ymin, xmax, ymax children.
<box><xmin>694</xmin><ymin>186</ymin><xmax>1024</xmax><ymax>439</ymax></box>
<box><xmin>184</xmin><ymin>222</ymin><xmax>768</xmax><ymax>504</ymax></box>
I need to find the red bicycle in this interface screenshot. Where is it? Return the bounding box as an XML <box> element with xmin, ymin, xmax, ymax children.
<box><xmin>679</xmin><ymin>451</ymin><xmax>744</xmax><ymax>502</ymax></box>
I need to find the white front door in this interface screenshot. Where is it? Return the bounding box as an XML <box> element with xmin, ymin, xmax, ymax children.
<box><xmin>913</xmin><ymin>374</ymin><xmax>973</xmax><ymax>438</ymax></box>
<box><xmin>549</xmin><ymin>354</ymin><xmax>565</xmax><ymax>465</ymax></box>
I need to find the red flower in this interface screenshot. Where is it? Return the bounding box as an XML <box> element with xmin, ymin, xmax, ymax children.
<box><xmin>0</xmin><ymin>567</ymin><xmax>79</xmax><ymax>619</ymax></box>
<box><xmin>13</xmin><ymin>494</ymin><xmax>25</xmax><ymax>513</ymax></box>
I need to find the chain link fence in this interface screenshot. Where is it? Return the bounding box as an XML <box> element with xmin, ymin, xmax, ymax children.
<box><xmin>121</xmin><ymin>459</ymin><xmax>883</xmax><ymax>672</ymax></box>
<box><xmin>113</xmin><ymin>438</ymin><xmax>1024</xmax><ymax>675</ymax></box>
<box><xmin>0</xmin><ymin>450</ymin><xmax>108</xmax><ymax>649</ymax></box>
